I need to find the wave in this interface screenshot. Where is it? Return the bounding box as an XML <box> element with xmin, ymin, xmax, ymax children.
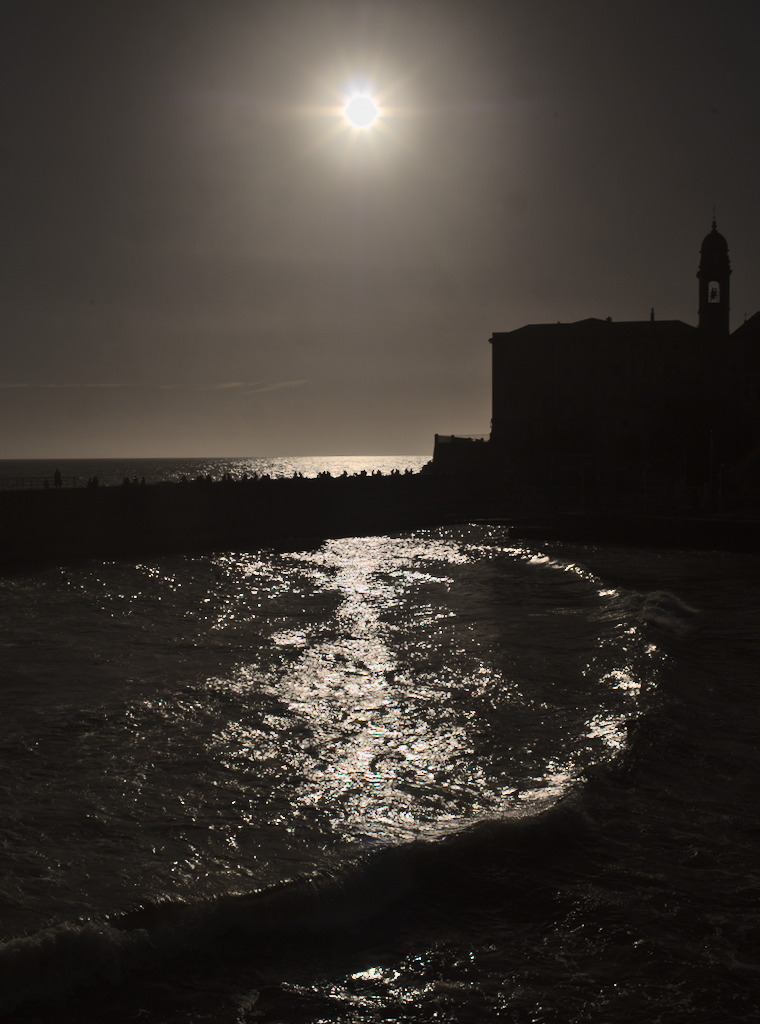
<box><xmin>637</xmin><ymin>590</ymin><xmax>700</xmax><ymax>632</ymax></box>
<box><xmin>0</xmin><ymin>798</ymin><xmax>594</xmax><ymax>1015</ymax></box>
<box><xmin>0</xmin><ymin>918</ymin><xmax>154</xmax><ymax>1014</ymax></box>
<box><xmin>0</xmin><ymin>579</ymin><xmax>698</xmax><ymax>1017</ymax></box>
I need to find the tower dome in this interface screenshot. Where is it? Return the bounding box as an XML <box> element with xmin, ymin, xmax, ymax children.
<box><xmin>700</xmin><ymin>219</ymin><xmax>730</xmax><ymax>258</ymax></box>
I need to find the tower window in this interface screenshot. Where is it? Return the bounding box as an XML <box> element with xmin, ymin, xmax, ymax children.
<box><xmin>709</xmin><ymin>281</ymin><xmax>720</xmax><ymax>303</ymax></box>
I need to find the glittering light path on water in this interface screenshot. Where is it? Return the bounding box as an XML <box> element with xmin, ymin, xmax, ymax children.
<box><xmin>0</xmin><ymin>525</ymin><xmax>654</xmax><ymax>942</ymax></box>
<box><xmin>203</xmin><ymin>531</ymin><xmax>650</xmax><ymax>849</ymax></box>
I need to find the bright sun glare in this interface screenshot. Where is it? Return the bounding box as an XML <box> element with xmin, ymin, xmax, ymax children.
<box><xmin>343</xmin><ymin>94</ymin><xmax>379</xmax><ymax>128</ymax></box>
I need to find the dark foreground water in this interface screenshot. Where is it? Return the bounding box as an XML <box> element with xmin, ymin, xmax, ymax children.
<box><xmin>1</xmin><ymin>519</ymin><xmax>759</xmax><ymax>1021</ymax></box>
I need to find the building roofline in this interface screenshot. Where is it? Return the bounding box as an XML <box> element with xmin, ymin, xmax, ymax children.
<box><xmin>490</xmin><ymin>317</ymin><xmax>699</xmax><ymax>341</ymax></box>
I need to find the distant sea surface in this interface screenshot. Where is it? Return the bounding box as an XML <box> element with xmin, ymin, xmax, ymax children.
<box><xmin>0</xmin><ymin>455</ymin><xmax>430</xmax><ymax>488</ymax></box>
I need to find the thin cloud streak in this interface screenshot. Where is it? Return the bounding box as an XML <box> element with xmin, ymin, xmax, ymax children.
<box><xmin>0</xmin><ymin>383</ymin><xmax>135</xmax><ymax>390</ymax></box>
<box><xmin>242</xmin><ymin>380</ymin><xmax>308</xmax><ymax>394</ymax></box>
<box><xmin>0</xmin><ymin>381</ymin><xmax>304</xmax><ymax>393</ymax></box>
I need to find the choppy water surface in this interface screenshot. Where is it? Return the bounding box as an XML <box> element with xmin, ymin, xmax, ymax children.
<box><xmin>1</xmin><ymin>524</ymin><xmax>759</xmax><ymax>1022</ymax></box>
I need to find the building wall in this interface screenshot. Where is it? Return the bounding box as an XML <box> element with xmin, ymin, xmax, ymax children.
<box><xmin>489</xmin><ymin>319</ymin><xmax>724</xmax><ymax>465</ymax></box>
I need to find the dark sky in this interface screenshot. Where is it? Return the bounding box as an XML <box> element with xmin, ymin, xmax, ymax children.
<box><xmin>3</xmin><ymin>0</ymin><xmax>760</xmax><ymax>458</ymax></box>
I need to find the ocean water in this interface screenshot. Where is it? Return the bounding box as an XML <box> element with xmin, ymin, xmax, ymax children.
<box><xmin>1</xmin><ymin>486</ymin><xmax>759</xmax><ymax>1020</ymax></box>
<box><xmin>0</xmin><ymin>456</ymin><xmax>430</xmax><ymax>490</ymax></box>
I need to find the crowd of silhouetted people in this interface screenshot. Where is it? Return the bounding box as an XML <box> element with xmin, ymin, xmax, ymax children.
<box><xmin>20</xmin><ymin>466</ymin><xmax>422</xmax><ymax>494</ymax></box>
<box><xmin>2</xmin><ymin>462</ymin><xmax>428</xmax><ymax>497</ymax></box>
<box><xmin>168</xmin><ymin>468</ymin><xmax>418</xmax><ymax>487</ymax></box>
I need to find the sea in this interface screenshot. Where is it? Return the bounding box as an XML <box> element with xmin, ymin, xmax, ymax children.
<box><xmin>0</xmin><ymin>456</ymin><xmax>430</xmax><ymax>490</ymax></box>
<box><xmin>1</xmin><ymin>456</ymin><xmax>759</xmax><ymax>1022</ymax></box>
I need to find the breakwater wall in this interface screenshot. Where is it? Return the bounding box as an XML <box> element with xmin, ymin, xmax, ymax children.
<box><xmin>4</xmin><ymin>471</ymin><xmax>759</xmax><ymax>569</ymax></box>
<box><xmin>507</xmin><ymin>511</ymin><xmax>760</xmax><ymax>551</ymax></box>
<box><xmin>0</xmin><ymin>472</ymin><xmax>503</xmax><ymax>568</ymax></box>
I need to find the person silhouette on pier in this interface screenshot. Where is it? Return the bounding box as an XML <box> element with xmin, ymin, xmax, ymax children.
<box><xmin>53</xmin><ymin>468</ymin><xmax>62</xmax><ymax>489</ymax></box>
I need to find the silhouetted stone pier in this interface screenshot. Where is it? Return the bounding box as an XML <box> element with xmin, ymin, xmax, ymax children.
<box><xmin>506</xmin><ymin>511</ymin><xmax>760</xmax><ymax>551</ymax></box>
<box><xmin>2</xmin><ymin>470</ymin><xmax>760</xmax><ymax>569</ymax></box>
<box><xmin>0</xmin><ymin>471</ymin><xmax>503</xmax><ymax>568</ymax></box>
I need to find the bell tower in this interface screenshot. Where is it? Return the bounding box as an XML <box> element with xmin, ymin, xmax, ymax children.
<box><xmin>697</xmin><ymin>218</ymin><xmax>731</xmax><ymax>336</ymax></box>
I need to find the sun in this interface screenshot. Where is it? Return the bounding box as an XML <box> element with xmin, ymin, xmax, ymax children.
<box><xmin>343</xmin><ymin>93</ymin><xmax>379</xmax><ymax>129</ymax></box>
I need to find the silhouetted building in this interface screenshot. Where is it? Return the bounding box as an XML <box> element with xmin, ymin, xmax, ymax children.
<box><xmin>433</xmin><ymin>221</ymin><xmax>760</xmax><ymax>510</ymax></box>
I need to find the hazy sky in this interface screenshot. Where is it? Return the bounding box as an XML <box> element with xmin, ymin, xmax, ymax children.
<box><xmin>3</xmin><ymin>0</ymin><xmax>760</xmax><ymax>458</ymax></box>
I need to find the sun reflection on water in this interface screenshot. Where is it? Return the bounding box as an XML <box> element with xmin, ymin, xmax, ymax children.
<box><xmin>210</xmin><ymin>536</ymin><xmax>510</xmax><ymax>843</ymax></box>
<box><xmin>204</xmin><ymin>529</ymin><xmax>651</xmax><ymax>846</ymax></box>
